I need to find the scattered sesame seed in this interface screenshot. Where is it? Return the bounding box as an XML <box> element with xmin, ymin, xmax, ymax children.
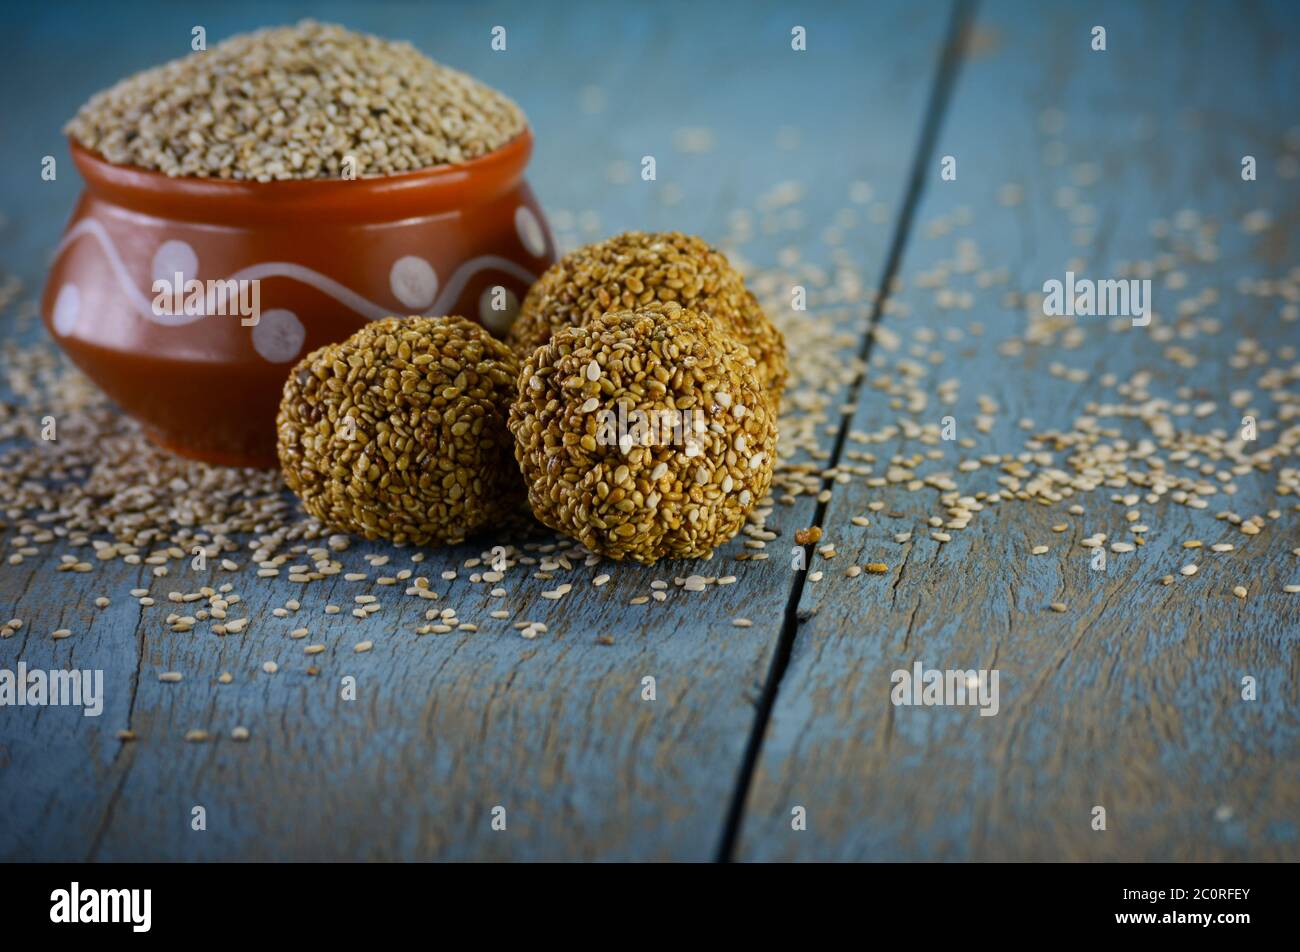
<box><xmin>795</xmin><ymin>526</ymin><xmax>823</xmax><ymax>545</ymax></box>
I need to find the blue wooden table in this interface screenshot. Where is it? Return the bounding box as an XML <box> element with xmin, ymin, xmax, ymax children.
<box><xmin>1</xmin><ymin>0</ymin><xmax>1296</xmax><ymax>861</ymax></box>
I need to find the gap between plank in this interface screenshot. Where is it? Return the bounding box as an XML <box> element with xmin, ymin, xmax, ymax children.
<box><xmin>714</xmin><ymin>0</ymin><xmax>978</xmax><ymax>863</ymax></box>
<box><xmin>85</xmin><ymin>577</ymin><xmax>150</xmax><ymax>861</ymax></box>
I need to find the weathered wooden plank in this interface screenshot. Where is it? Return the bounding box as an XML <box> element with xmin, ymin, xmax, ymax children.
<box><xmin>0</xmin><ymin>555</ymin><xmax>152</xmax><ymax>860</ymax></box>
<box><xmin>736</xmin><ymin>0</ymin><xmax>1300</xmax><ymax>860</ymax></box>
<box><xmin>0</xmin><ymin>0</ymin><xmax>955</xmax><ymax>859</ymax></box>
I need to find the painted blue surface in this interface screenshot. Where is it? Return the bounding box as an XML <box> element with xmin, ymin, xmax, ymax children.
<box><xmin>737</xmin><ymin>0</ymin><xmax>1300</xmax><ymax>860</ymax></box>
<box><xmin>0</xmin><ymin>0</ymin><xmax>1296</xmax><ymax>861</ymax></box>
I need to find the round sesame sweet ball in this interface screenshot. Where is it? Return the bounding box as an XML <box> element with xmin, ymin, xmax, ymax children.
<box><xmin>506</xmin><ymin>231</ymin><xmax>788</xmax><ymax>397</ymax></box>
<box><xmin>277</xmin><ymin>315</ymin><xmax>522</xmax><ymax>546</ymax></box>
<box><xmin>509</xmin><ymin>303</ymin><xmax>777</xmax><ymax>563</ymax></box>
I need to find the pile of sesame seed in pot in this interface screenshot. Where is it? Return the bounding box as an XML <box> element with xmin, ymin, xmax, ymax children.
<box><xmin>509</xmin><ymin>303</ymin><xmax>778</xmax><ymax>562</ymax></box>
<box><xmin>63</xmin><ymin>20</ymin><xmax>527</xmax><ymax>181</ymax></box>
<box><xmin>276</xmin><ymin>315</ymin><xmax>523</xmax><ymax>546</ymax></box>
<box><xmin>507</xmin><ymin>231</ymin><xmax>788</xmax><ymax>396</ymax></box>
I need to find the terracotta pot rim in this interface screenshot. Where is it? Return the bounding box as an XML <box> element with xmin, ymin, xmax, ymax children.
<box><xmin>68</xmin><ymin>128</ymin><xmax>535</xmax><ymax>224</ymax></box>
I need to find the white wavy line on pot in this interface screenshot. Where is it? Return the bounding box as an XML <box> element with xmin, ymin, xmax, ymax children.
<box><xmin>231</xmin><ymin>256</ymin><xmax>539</xmax><ymax>320</ymax></box>
<box><xmin>226</xmin><ymin>262</ymin><xmax>391</xmax><ymax>321</ymax></box>
<box><xmin>430</xmin><ymin>256</ymin><xmax>538</xmax><ymax>316</ymax></box>
<box><xmin>54</xmin><ymin>218</ymin><xmax>166</xmax><ymax>321</ymax></box>
<box><xmin>54</xmin><ymin>219</ymin><xmax>538</xmax><ymax>325</ymax></box>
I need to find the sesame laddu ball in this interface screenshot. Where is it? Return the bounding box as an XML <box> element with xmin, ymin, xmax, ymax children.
<box><xmin>277</xmin><ymin>315</ymin><xmax>522</xmax><ymax>546</ymax></box>
<box><xmin>509</xmin><ymin>304</ymin><xmax>777</xmax><ymax>563</ymax></box>
<box><xmin>507</xmin><ymin>231</ymin><xmax>788</xmax><ymax>396</ymax></box>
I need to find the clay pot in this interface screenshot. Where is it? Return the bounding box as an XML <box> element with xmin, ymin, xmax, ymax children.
<box><xmin>41</xmin><ymin>130</ymin><xmax>555</xmax><ymax>468</ymax></box>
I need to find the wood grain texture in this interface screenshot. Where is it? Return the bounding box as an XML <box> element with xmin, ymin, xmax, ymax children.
<box><xmin>735</xmin><ymin>0</ymin><xmax>1300</xmax><ymax>861</ymax></box>
<box><xmin>0</xmin><ymin>0</ymin><xmax>954</xmax><ymax>860</ymax></box>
